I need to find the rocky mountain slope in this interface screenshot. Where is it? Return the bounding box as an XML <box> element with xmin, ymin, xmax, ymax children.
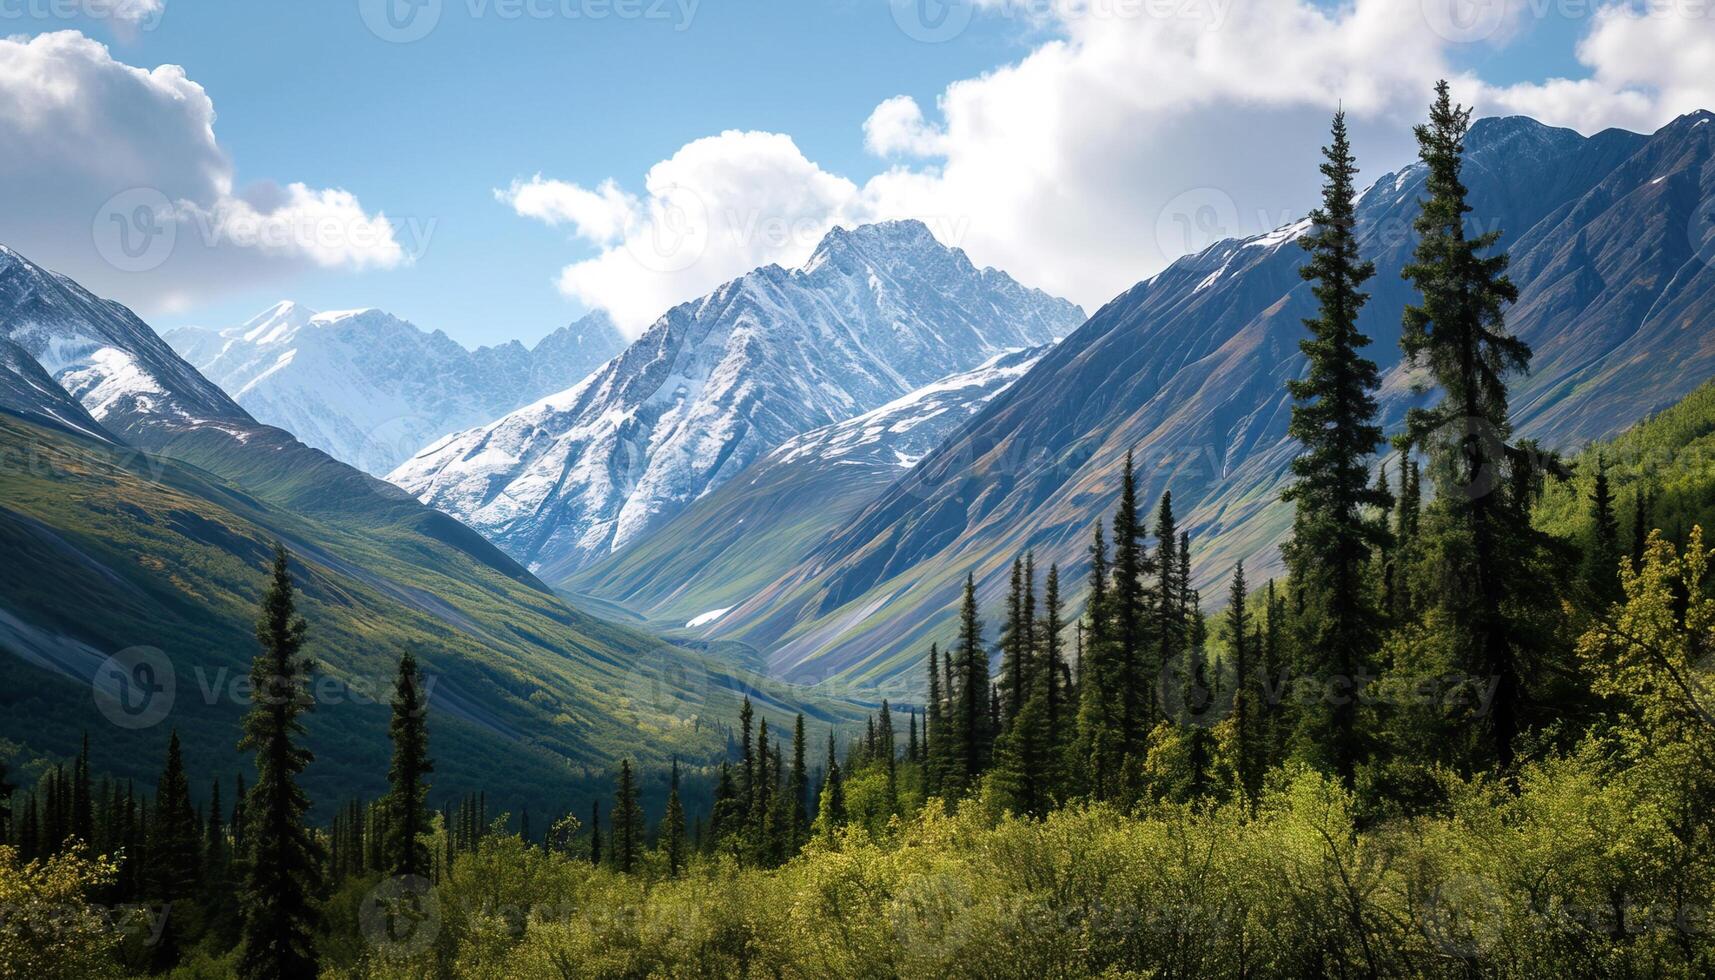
<box><xmin>166</xmin><ymin>303</ymin><xmax>625</xmax><ymax>475</ymax></box>
<box><xmin>703</xmin><ymin>111</ymin><xmax>1715</xmax><ymax>690</ymax></box>
<box><xmin>0</xmin><ymin>242</ymin><xmax>856</xmax><ymax>816</ymax></box>
<box><xmin>391</xmin><ymin>220</ymin><xmax>1085</xmax><ymax>581</ymax></box>
<box><xmin>565</xmin><ymin>346</ymin><xmax>1049</xmax><ymax>633</ymax></box>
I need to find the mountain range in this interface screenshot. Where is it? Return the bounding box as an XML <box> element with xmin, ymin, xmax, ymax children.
<box><xmin>620</xmin><ymin>111</ymin><xmax>1715</xmax><ymax>690</ymax></box>
<box><xmin>563</xmin><ymin>345</ymin><xmax>1050</xmax><ymax>636</ymax></box>
<box><xmin>390</xmin><ymin>220</ymin><xmax>1086</xmax><ymax>581</ymax></box>
<box><xmin>0</xmin><ymin>242</ymin><xmax>858</xmax><ymax>817</ymax></box>
<box><xmin>165</xmin><ymin>303</ymin><xmax>626</xmax><ymax>475</ymax></box>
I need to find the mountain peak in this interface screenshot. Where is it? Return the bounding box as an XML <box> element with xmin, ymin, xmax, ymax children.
<box><xmin>803</xmin><ymin>219</ymin><xmax>947</xmax><ymax>272</ymax></box>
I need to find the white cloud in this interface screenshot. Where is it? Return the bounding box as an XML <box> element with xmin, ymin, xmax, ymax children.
<box><xmin>509</xmin><ymin>0</ymin><xmax>1713</xmax><ymax>330</ymax></box>
<box><xmin>1481</xmin><ymin>3</ymin><xmax>1715</xmax><ymax>134</ymax></box>
<box><xmin>496</xmin><ymin>176</ymin><xmax>637</xmax><ymax>244</ymax></box>
<box><xmin>510</xmin><ymin>131</ymin><xmax>890</xmax><ymax>335</ymax></box>
<box><xmin>0</xmin><ymin>31</ymin><xmax>406</xmax><ymax>315</ymax></box>
<box><xmin>864</xmin><ymin>95</ymin><xmax>946</xmax><ymax>157</ymax></box>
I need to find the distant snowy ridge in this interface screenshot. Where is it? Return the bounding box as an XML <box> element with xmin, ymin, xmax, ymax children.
<box><xmin>167</xmin><ymin>302</ymin><xmax>627</xmax><ymax>475</ymax></box>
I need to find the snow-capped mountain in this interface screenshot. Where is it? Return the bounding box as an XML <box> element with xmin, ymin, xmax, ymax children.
<box><xmin>566</xmin><ymin>346</ymin><xmax>1049</xmax><ymax>630</ymax></box>
<box><xmin>392</xmin><ymin>220</ymin><xmax>1086</xmax><ymax>580</ymax></box>
<box><xmin>705</xmin><ymin>111</ymin><xmax>1715</xmax><ymax>689</ymax></box>
<box><xmin>0</xmin><ymin>243</ymin><xmax>252</xmax><ymax>445</ymax></box>
<box><xmin>166</xmin><ymin>303</ymin><xmax>626</xmax><ymax>475</ymax></box>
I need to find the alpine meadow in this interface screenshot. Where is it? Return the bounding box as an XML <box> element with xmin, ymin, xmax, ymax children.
<box><xmin>5</xmin><ymin>4</ymin><xmax>1715</xmax><ymax>979</ymax></box>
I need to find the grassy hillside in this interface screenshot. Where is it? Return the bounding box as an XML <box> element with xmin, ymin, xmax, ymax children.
<box><xmin>0</xmin><ymin>412</ymin><xmax>864</xmax><ymax>820</ymax></box>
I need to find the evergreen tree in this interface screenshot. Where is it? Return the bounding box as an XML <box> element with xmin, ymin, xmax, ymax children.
<box><xmin>878</xmin><ymin>699</ymin><xmax>899</xmax><ymax>814</ymax></box>
<box><xmin>1225</xmin><ymin>563</ymin><xmax>1262</xmax><ymax>804</ymax></box>
<box><xmin>1114</xmin><ymin>454</ymin><xmax>1153</xmax><ymax>743</ymax></box>
<box><xmin>1282</xmin><ymin>107</ymin><xmax>1391</xmax><ymax>785</ymax></box>
<box><xmin>1185</xmin><ymin>595</ymin><xmax>1212</xmax><ymax>800</ymax></box>
<box><xmin>738</xmin><ymin>697</ymin><xmax>756</xmax><ymax>827</ymax></box>
<box><xmin>1000</xmin><ymin>558</ymin><xmax>1027</xmax><ymax>727</ymax></box>
<box><xmin>790</xmin><ymin>714</ymin><xmax>809</xmax><ymax>846</ymax></box>
<box><xmin>612</xmin><ymin>760</ymin><xmax>643</xmax><ymax>874</ymax></box>
<box><xmin>1631</xmin><ymin>486</ymin><xmax>1655</xmax><ymax>571</ymax></box>
<box><xmin>708</xmin><ymin>763</ymin><xmax>739</xmax><ymax>855</ymax></box>
<box><xmin>1153</xmin><ymin>492</ymin><xmax>1184</xmax><ymax>740</ymax></box>
<box><xmin>71</xmin><ymin>734</ymin><xmax>93</xmax><ymax>847</ymax></box>
<box><xmin>947</xmin><ymin>574</ymin><xmax>994</xmax><ymax>794</ymax></box>
<box><xmin>925</xmin><ymin>644</ymin><xmax>945</xmax><ymax>797</ymax></box>
<box><xmin>237</xmin><ymin>544</ymin><xmax>324</xmax><ymax>980</ymax></box>
<box><xmin>907</xmin><ymin>711</ymin><xmax>920</xmax><ymax>766</ymax></box>
<box><xmin>816</xmin><ymin>731</ymin><xmax>846</xmax><ymax>835</ymax></box>
<box><xmin>148</xmin><ymin>730</ymin><xmax>202</xmax><ymax>903</ymax></box>
<box><xmin>662</xmin><ymin>758</ymin><xmax>687</xmax><ymax>877</ymax></box>
<box><xmin>589</xmin><ymin>800</ymin><xmax>601</xmax><ymax>867</ymax></box>
<box><xmin>383</xmin><ymin>652</ymin><xmax>434</xmax><ymax>879</ymax></box>
<box><xmin>1261</xmin><ymin>581</ymin><xmax>1288</xmax><ymax>768</ymax></box>
<box><xmin>1399</xmin><ymin>81</ymin><xmax>1533</xmax><ymax>768</ymax></box>
<box><xmin>1584</xmin><ymin>452</ymin><xmax>1624</xmax><ymax>603</ymax></box>
<box><xmin>1076</xmin><ymin>520</ymin><xmax>1125</xmax><ymax>800</ymax></box>
<box><xmin>1041</xmin><ymin>563</ymin><xmax>1067</xmax><ymax>761</ymax></box>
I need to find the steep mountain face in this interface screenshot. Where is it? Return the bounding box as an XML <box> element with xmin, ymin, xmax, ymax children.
<box><xmin>0</xmin><ymin>242</ymin><xmax>857</xmax><ymax>817</ymax></box>
<box><xmin>710</xmin><ymin>112</ymin><xmax>1715</xmax><ymax>690</ymax></box>
<box><xmin>0</xmin><ymin>243</ymin><xmax>251</xmax><ymax>443</ymax></box>
<box><xmin>166</xmin><ymin>303</ymin><xmax>626</xmax><ymax>475</ymax></box>
<box><xmin>566</xmin><ymin>346</ymin><xmax>1048</xmax><ymax>632</ymax></box>
<box><xmin>391</xmin><ymin>220</ymin><xmax>1085</xmax><ymax>581</ymax></box>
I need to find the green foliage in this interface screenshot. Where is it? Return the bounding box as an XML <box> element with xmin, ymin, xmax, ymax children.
<box><xmin>0</xmin><ymin>845</ymin><xmax>121</xmax><ymax>980</ymax></box>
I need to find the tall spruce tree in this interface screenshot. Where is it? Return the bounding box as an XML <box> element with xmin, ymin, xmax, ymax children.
<box><xmin>1041</xmin><ymin>563</ymin><xmax>1067</xmax><ymax>760</ymax></box>
<box><xmin>662</xmin><ymin>758</ymin><xmax>686</xmax><ymax>877</ymax></box>
<box><xmin>72</xmin><ymin>734</ymin><xmax>93</xmax><ymax>847</ymax></box>
<box><xmin>925</xmin><ymin>644</ymin><xmax>945</xmax><ymax>797</ymax></box>
<box><xmin>790</xmin><ymin>714</ymin><xmax>809</xmax><ymax>846</ymax></box>
<box><xmin>1001</xmin><ymin>558</ymin><xmax>1029</xmax><ymax>727</ymax></box>
<box><xmin>147</xmin><ymin>730</ymin><xmax>201</xmax><ymax>903</ymax></box>
<box><xmin>589</xmin><ymin>800</ymin><xmax>601</xmax><ymax>866</ymax></box>
<box><xmin>1399</xmin><ymin>81</ymin><xmax>1533</xmax><ymax>769</ymax></box>
<box><xmin>947</xmin><ymin>573</ymin><xmax>993</xmax><ymax>794</ymax></box>
<box><xmin>1226</xmin><ymin>562</ymin><xmax>1261</xmax><ymax>804</ymax></box>
<box><xmin>1076</xmin><ymin>520</ymin><xmax>1125</xmax><ymax>800</ymax></box>
<box><xmin>237</xmin><ymin>544</ymin><xmax>324</xmax><ymax>980</ymax></box>
<box><xmin>1153</xmin><ymin>492</ymin><xmax>1184</xmax><ymax>745</ymax></box>
<box><xmin>1282</xmin><ymin>107</ymin><xmax>1391</xmax><ymax>784</ymax></box>
<box><xmin>383</xmin><ymin>652</ymin><xmax>434</xmax><ymax>879</ymax></box>
<box><xmin>1584</xmin><ymin>452</ymin><xmax>1624</xmax><ymax>604</ymax></box>
<box><xmin>612</xmin><ymin>760</ymin><xmax>642</xmax><ymax>874</ymax></box>
<box><xmin>1113</xmin><ymin>454</ymin><xmax>1151</xmax><ymax>745</ymax></box>
<box><xmin>816</xmin><ymin>731</ymin><xmax>846</xmax><ymax>834</ymax></box>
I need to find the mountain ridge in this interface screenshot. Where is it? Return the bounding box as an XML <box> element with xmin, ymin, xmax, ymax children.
<box><xmin>697</xmin><ymin>112</ymin><xmax>1715</xmax><ymax>690</ymax></box>
<box><xmin>392</xmin><ymin>219</ymin><xmax>1086</xmax><ymax>581</ymax></box>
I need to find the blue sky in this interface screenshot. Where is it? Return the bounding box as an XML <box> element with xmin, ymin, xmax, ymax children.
<box><xmin>2</xmin><ymin>1</ymin><xmax>1708</xmax><ymax>348</ymax></box>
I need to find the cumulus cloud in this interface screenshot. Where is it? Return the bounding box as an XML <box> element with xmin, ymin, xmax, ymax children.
<box><xmin>504</xmin><ymin>131</ymin><xmax>899</xmax><ymax>335</ymax></box>
<box><xmin>508</xmin><ymin>0</ymin><xmax>1715</xmax><ymax>330</ymax></box>
<box><xmin>1481</xmin><ymin>2</ymin><xmax>1715</xmax><ymax>134</ymax></box>
<box><xmin>0</xmin><ymin>31</ymin><xmax>406</xmax><ymax>315</ymax></box>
